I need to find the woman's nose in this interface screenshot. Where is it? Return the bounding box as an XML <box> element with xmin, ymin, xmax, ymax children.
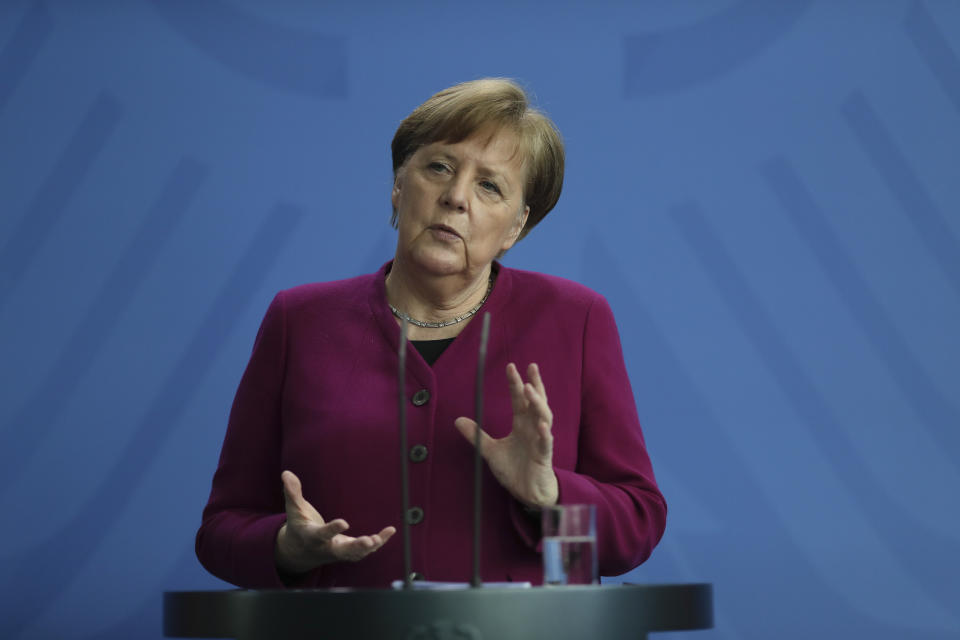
<box><xmin>442</xmin><ymin>175</ymin><xmax>470</xmax><ymax>211</ymax></box>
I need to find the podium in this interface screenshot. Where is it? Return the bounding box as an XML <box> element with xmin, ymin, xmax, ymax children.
<box><xmin>164</xmin><ymin>583</ymin><xmax>712</xmax><ymax>639</ymax></box>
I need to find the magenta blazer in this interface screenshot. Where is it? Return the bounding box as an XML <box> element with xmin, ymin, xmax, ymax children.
<box><xmin>196</xmin><ymin>262</ymin><xmax>666</xmax><ymax>588</ymax></box>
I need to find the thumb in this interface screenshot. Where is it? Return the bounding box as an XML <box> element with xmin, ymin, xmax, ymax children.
<box><xmin>281</xmin><ymin>470</ymin><xmax>305</xmax><ymax>510</ymax></box>
<box><xmin>454</xmin><ymin>417</ymin><xmax>494</xmax><ymax>455</ymax></box>
<box><xmin>281</xmin><ymin>470</ymin><xmax>327</xmax><ymax>526</ymax></box>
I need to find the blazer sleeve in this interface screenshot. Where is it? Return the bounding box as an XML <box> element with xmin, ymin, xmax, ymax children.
<box><xmin>554</xmin><ymin>294</ymin><xmax>667</xmax><ymax>576</ymax></box>
<box><xmin>195</xmin><ymin>292</ymin><xmax>320</xmax><ymax>588</ymax></box>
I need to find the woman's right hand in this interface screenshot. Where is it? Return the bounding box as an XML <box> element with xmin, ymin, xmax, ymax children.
<box><xmin>274</xmin><ymin>470</ymin><xmax>396</xmax><ymax>575</ymax></box>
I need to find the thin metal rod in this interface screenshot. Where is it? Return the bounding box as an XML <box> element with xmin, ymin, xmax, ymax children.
<box><xmin>471</xmin><ymin>312</ymin><xmax>491</xmax><ymax>588</ymax></box>
<box><xmin>398</xmin><ymin>318</ymin><xmax>412</xmax><ymax>589</ymax></box>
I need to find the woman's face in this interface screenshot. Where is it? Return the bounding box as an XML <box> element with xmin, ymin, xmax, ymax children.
<box><xmin>391</xmin><ymin>128</ymin><xmax>529</xmax><ymax>280</ymax></box>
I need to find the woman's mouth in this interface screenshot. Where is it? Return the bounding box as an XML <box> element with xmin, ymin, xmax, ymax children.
<box><xmin>429</xmin><ymin>225</ymin><xmax>461</xmax><ymax>241</ymax></box>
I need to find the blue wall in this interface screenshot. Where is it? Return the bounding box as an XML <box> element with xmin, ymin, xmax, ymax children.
<box><xmin>1</xmin><ymin>1</ymin><xmax>958</xmax><ymax>638</ymax></box>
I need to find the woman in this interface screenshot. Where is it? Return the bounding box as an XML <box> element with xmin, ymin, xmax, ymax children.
<box><xmin>196</xmin><ymin>78</ymin><xmax>666</xmax><ymax>588</ymax></box>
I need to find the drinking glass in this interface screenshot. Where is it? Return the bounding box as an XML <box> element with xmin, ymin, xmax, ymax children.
<box><xmin>541</xmin><ymin>504</ymin><xmax>597</xmax><ymax>585</ymax></box>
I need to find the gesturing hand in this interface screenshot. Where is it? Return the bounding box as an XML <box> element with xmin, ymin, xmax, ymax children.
<box><xmin>454</xmin><ymin>362</ymin><xmax>558</xmax><ymax>508</ymax></box>
<box><xmin>274</xmin><ymin>470</ymin><xmax>396</xmax><ymax>575</ymax></box>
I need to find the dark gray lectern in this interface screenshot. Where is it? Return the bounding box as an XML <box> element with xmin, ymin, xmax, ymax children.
<box><xmin>164</xmin><ymin>583</ymin><xmax>712</xmax><ymax>639</ymax></box>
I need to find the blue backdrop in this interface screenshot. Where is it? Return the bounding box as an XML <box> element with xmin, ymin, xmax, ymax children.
<box><xmin>1</xmin><ymin>1</ymin><xmax>958</xmax><ymax>638</ymax></box>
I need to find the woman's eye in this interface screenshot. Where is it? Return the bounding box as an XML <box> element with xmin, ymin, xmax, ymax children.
<box><xmin>480</xmin><ymin>180</ymin><xmax>501</xmax><ymax>195</ymax></box>
<box><xmin>428</xmin><ymin>162</ymin><xmax>449</xmax><ymax>173</ymax></box>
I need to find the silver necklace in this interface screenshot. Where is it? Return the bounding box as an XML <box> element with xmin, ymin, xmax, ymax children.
<box><xmin>389</xmin><ymin>274</ymin><xmax>495</xmax><ymax>328</ymax></box>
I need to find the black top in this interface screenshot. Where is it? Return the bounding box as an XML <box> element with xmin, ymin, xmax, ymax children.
<box><xmin>411</xmin><ymin>338</ymin><xmax>455</xmax><ymax>366</ymax></box>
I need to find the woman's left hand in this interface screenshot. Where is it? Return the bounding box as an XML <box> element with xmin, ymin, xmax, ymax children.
<box><xmin>454</xmin><ymin>362</ymin><xmax>558</xmax><ymax>507</ymax></box>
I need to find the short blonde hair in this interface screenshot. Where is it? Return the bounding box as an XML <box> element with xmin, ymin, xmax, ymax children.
<box><xmin>391</xmin><ymin>78</ymin><xmax>564</xmax><ymax>240</ymax></box>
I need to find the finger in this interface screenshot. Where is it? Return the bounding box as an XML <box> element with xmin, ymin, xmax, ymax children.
<box><xmin>536</xmin><ymin>419</ymin><xmax>553</xmax><ymax>440</ymax></box>
<box><xmin>527</xmin><ymin>362</ymin><xmax>548</xmax><ymax>402</ymax></box>
<box><xmin>281</xmin><ymin>470</ymin><xmax>308</xmax><ymax>510</ymax></box>
<box><xmin>281</xmin><ymin>470</ymin><xmax>324</xmax><ymax>521</ymax></box>
<box><xmin>454</xmin><ymin>417</ymin><xmax>496</xmax><ymax>455</ymax></box>
<box><xmin>338</xmin><ymin>538</ymin><xmax>381</xmax><ymax>561</ymax></box>
<box><xmin>331</xmin><ymin>537</ymin><xmax>372</xmax><ymax>561</ymax></box>
<box><xmin>333</xmin><ymin>528</ymin><xmax>396</xmax><ymax>561</ymax></box>
<box><xmin>535</xmin><ymin>419</ymin><xmax>553</xmax><ymax>455</ymax></box>
<box><xmin>367</xmin><ymin>525</ymin><xmax>398</xmax><ymax>549</ymax></box>
<box><xmin>523</xmin><ymin>382</ymin><xmax>553</xmax><ymax>423</ymax></box>
<box><xmin>377</xmin><ymin>526</ymin><xmax>397</xmax><ymax>541</ymax></box>
<box><xmin>355</xmin><ymin>535</ymin><xmax>377</xmax><ymax>550</ymax></box>
<box><xmin>506</xmin><ymin>363</ymin><xmax>527</xmax><ymax>411</ymax></box>
<box><xmin>309</xmin><ymin>518</ymin><xmax>349</xmax><ymax>542</ymax></box>
<box><xmin>281</xmin><ymin>469</ymin><xmax>300</xmax><ymax>497</ymax></box>
<box><xmin>354</xmin><ymin>526</ymin><xmax>395</xmax><ymax>551</ymax></box>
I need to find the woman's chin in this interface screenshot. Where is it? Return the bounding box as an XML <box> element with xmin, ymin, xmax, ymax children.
<box><xmin>405</xmin><ymin>247</ymin><xmax>466</xmax><ymax>277</ymax></box>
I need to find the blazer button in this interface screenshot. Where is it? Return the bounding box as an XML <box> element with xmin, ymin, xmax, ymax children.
<box><xmin>411</xmin><ymin>389</ymin><xmax>430</xmax><ymax>406</ymax></box>
<box><xmin>406</xmin><ymin>506</ymin><xmax>424</xmax><ymax>525</ymax></box>
<box><xmin>409</xmin><ymin>444</ymin><xmax>428</xmax><ymax>463</ymax></box>
<box><xmin>409</xmin><ymin>571</ymin><xmax>424</xmax><ymax>582</ymax></box>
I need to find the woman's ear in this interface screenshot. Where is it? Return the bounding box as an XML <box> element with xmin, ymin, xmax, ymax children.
<box><xmin>501</xmin><ymin>205</ymin><xmax>530</xmax><ymax>253</ymax></box>
<box><xmin>514</xmin><ymin>205</ymin><xmax>530</xmax><ymax>239</ymax></box>
<box><xmin>391</xmin><ymin>173</ymin><xmax>402</xmax><ymax>210</ymax></box>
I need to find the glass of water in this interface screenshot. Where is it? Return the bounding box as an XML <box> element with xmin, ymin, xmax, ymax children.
<box><xmin>541</xmin><ymin>504</ymin><xmax>597</xmax><ymax>585</ymax></box>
